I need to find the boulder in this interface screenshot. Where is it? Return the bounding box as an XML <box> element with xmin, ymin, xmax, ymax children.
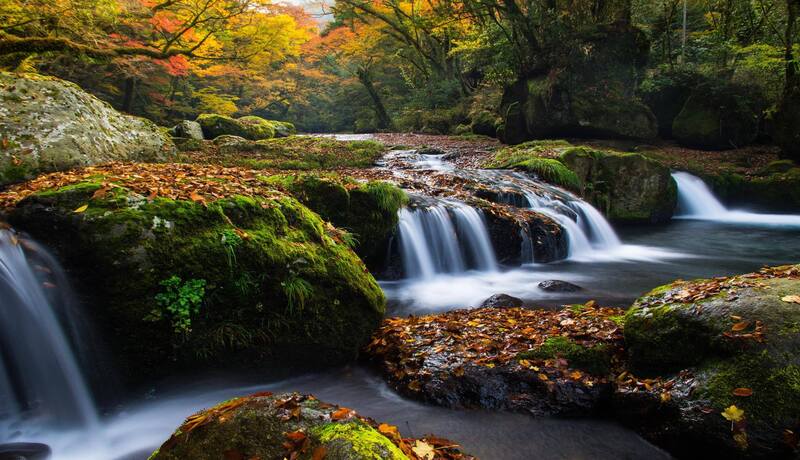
<box><xmin>169</xmin><ymin>120</ymin><xmax>204</xmax><ymax>140</ymax></box>
<box><xmin>365</xmin><ymin>305</ymin><xmax>624</xmax><ymax>415</ymax></box>
<box><xmin>479</xmin><ymin>203</ymin><xmax>568</xmax><ymax>264</ymax></box>
<box><xmin>0</xmin><ymin>72</ymin><xmax>174</xmax><ymax>186</ymax></box>
<box><xmin>620</xmin><ymin>265</ymin><xmax>800</xmax><ymax>458</ymax></box>
<box><xmin>0</xmin><ymin>443</ymin><xmax>51</xmax><ymax>460</ymax></box>
<box><xmin>479</xmin><ymin>294</ymin><xmax>524</xmax><ymax>308</ymax></box>
<box><xmin>672</xmin><ymin>84</ymin><xmax>760</xmax><ymax>150</ymax></box>
<box><xmin>560</xmin><ymin>147</ymin><xmax>677</xmax><ymax>223</ymax></box>
<box><xmin>3</xmin><ymin>163</ymin><xmax>385</xmax><ymax>383</ymax></box>
<box><xmin>499</xmin><ymin>23</ymin><xmax>656</xmax><ymax>144</ymax></box>
<box><xmin>539</xmin><ymin>280</ymin><xmax>582</xmax><ymax>292</ymax></box>
<box><xmin>196</xmin><ymin>114</ymin><xmax>295</xmax><ymax>141</ymax></box>
<box><xmin>774</xmin><ymin>86</ymin><xmax>800</xmax><ymax>161</ymax></box>
<box><xmin>641</xmin><ymin>68</ymin><xmax>702</xmax><ymax>139</ymax></box>
<box><xmin>150</xmin><ymin>392</ymin><xmax>471</xmax><ymax>460</ymax></box>
<box><xmin>469</xmin><ymin>111</ymin><xmax>500</xmax><ymax>137</ymax></box>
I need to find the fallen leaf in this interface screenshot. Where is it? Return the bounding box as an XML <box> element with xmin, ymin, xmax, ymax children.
<box><xmin>285</xmin><ymin>431</ymin><xmax>306</xmax><ymax>442</ymax></box>
<box><xmin>330</xmin><ymin>407</ymin><xmax>353</xmax><ymax>421</ymax></box>
<box><xmin>732</xmin><ymin>387</ymin><xmax>753</xmax><ymax>397</ymax></box>
<box><xmin>722</xmin><ymin>405</ymin><xmax>745</xmax><ymax>423</ymax></box>
<box><xmin>731</xmin><ymin>321</ymin><xmax>750</xmax><ymax>332</ymax></box>
<box><xmin>378</xmin><ymin>423</ymin><xmax>400</xmax><ymax>438</ymax></box>
<box><xmin>73</xmin><ymin>204</ymin><xmax>89</xmax><ymax>213</ymax></box>
<box><xmin>311</xmin><ymin>446</ymin><xmax>327</xmax><ymax>460</ymax></box>
<box><xmin>781</xmin><ymin>295</ymin><xmax>800</xmax><ymax>304</ymax></box>
<box><xmin>411</xmin><ymin>440</ymin><xmax>435</xmax><ymax>460</ymax></box>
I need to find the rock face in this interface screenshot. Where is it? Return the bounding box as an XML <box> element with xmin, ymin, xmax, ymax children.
<box><xmin>640</xmin><ymin>69</ymin><xmax>701</xmax><ymax>139</ymax></box>
<box><xmin>0</xmin><ymin>72</ymin><xmax>174</xmax><ymax>186</ymax></box>
<box><xmin>702</xmin><ymin>168</ymin><xmax>800</xmax><ymax>213</ymax></box>
<box><xmin>620</xmin><ymin>265</ymin><xmax>800</xmax><ymax>458</ymax></box>
<box><xmin>169</xmin><ymin>120</ymin><xmax>204</xmax><ymax>140</ymax></box>
<box><xmin>672</xmin><ymin>86</ymin><xmax>759</xmax><ymax>150</ymax></box>
<box><xmin>561</xmin><ymin>147</ymin><xmax>677</xmax><ymax>223</ymax></box>
<box><xmin>3</xmin><ymin>163</ymin><xmax>385</xmax><ymax>383</ymax></box>
<box><xmin>196</xmin><ymin>114</ymin><xmax>296</xmax><ymax>140</ymax></box>
<box><xmin>150</xmin><ymin>392</ymin><xmax>472</xmax><ymax>460</ymax></box>
<box><xmin>499</xmin><ymin>24</ymin><xmax>656</xmax><ymax>144</ymax></box>
<box><xmin>538</xmin><ymin>280</ymin><xmax>582</xmax><ymax>292</ymax></box>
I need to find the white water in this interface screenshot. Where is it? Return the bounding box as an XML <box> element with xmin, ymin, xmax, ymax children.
<box><xmin>398</xmin><ymin>199</ymin><xmax>497</xmax><ymax>278</ymax></box>
<box><xmin>672</xmin><ymin>171</ymin><xmax>800</xmax><ymax>226</ymax></box>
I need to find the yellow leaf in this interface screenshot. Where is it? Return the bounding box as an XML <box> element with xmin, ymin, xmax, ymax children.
<box><xmin>722</xmin><ymin>405</ymin><xmax>745</xmax><ymax>423</ymax></box>
<box><xmin>781</xmin><ymin>295</ymin><xmax>800</xmax><ymax>304</ymax></box>
<box><xmin>73</xmin><ymin>204</ymin><xmax>89</xmax><ymax>213</ymax></box>
<box><xmin>411</xmin><ymin>440</ymin><xmax>435</xmax><ymax>460</ymax></box>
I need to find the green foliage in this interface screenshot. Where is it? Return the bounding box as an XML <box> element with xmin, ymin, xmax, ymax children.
<box><xmin>220</xmin><ymin>228</ymin><xmax>242</xmax><ymax>271</ymax></box>
<box><xmin>282</xmin><ymin>276</ymin><xmax>314</xmax><ymax>314</ymax></box>
<box><xmin>151</xmin><ymin>276</ymin><xmax>207</xmax><ymax>336</ymax></box>
<box><xmin>486</xmin><ymin>141</ymin><xmax>580</xmax><ymax>190</ymax></box>
<box><xmin>360</xmin><ymin>181</ymin><xmax>408</xmax><ymax>214</ymax></box>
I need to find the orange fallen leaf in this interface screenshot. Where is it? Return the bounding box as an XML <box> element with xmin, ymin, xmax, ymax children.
<box><xmin>731</xmin><ymin>321</ymin><xmax>749</xmax><ymax>331</ymax></box>
<box><xmin>285</xmin><ymin>431</ymin><xmax>306</xmax><ymax>442</ymax></box>
<box><xmin>330</xmin><ymin>407</ymin><xmax>353</xmax><ymax>421</ymax></box>
<box><xmin>311</xmin><ymin>446</ymin><xmax>327</xmax><ymax>460</ymax></box>
<box><xmin>732</xmin><ymin>387</ymin><xmax>753</xmax><ymax>397</ymax></box>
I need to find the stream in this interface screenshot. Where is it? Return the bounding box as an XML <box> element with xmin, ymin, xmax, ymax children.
<box><xmin>2</xmin><ymin>147</ymin><xmax>800</xmax><ymax>460</ymax></box>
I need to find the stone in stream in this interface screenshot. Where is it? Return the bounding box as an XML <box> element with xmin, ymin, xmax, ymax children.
<box><xmin>364</xmin><ymin>305</ymin><xmax>624</xmax><ymax>416</ymax></box>
<box><xmin>616</xmin><ymin>264</ymin><xmax>800</xmax><ymax>459</ymax></box>
<box><xmin>0</xmin><ymin>443</ymin><xmax>51</xmax><ymax>460</ymax></box>
<box><xmin>479</xmin><ymin>294</ymin><xmax>524</xmax><ymax>308</ymax></box>
<box><xmin>0</xmin><ymin>72</ymin><xmax>175</xmax><ymax>186</ymax></box>
<box><xmin>149</xmin><ymin>392</ymin><xmax>472</xmax><ymax>460</ymax></box>
<box><xmin>538</xmin><ymin>280</ymin><xmax>582</xmax><ymax>292</ymax></box>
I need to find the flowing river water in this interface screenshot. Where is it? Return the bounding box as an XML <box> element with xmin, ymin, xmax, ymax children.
<box><xmin>2</xmin><ymin>147</ymin><xmax>800</xmax><ymax>460</ymax></box>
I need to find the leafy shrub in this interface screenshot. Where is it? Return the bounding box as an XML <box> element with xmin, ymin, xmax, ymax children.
<box><xmin>149</xmin><ymin>276</ymin><xmax>207</xmax><ymax>335</ymax></box>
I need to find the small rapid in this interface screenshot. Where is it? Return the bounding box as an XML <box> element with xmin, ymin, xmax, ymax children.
<box><xmin>672</xmin><ymin>171</ymin><xmax>800</xmax><ymax>226</ymax></box>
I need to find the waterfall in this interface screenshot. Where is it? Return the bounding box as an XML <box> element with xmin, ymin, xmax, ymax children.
<box><xmin>0</xmin><ymin>228</ymin><xmax>99</xmax><ymax>432</ymax></box>
<box><xmin>672</xmin><ymin>171</ymin><xmax>800</xmax><ymax>226</ymax></box>
<box><xmin>398</xmin><ymin>200</ymin><xmax>497</xmax><ymax>278</ymax></box>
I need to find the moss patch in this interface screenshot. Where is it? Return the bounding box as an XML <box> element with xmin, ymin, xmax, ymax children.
<box><xmin>518</xmin><ymin>336</ymin><xmax>613</xmax><ymax>375</ymax></box>
<box><xmin>313</xmin><ymin>422</ymin><xmax>409</xmax><ymax>460</ymax></box>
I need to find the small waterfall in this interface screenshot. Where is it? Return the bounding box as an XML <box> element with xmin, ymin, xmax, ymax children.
<box><xmin>672</xmin><ymin>171</ymin><xmax>800</xmax><ymax>226</ymax></box>
<box><xmin>672</xmin><ymin>172</ymin><xmax>728</xmax><ymax>217</ymax></box>
<box><xmin>0</xmin><ymin>228</ymin><xmax>99</xmax><ymax>432</ymax></box>
<box><xmin>398</xmin><ymin>200</ymin><xmax>497</xmax><ymax>278</ymax></box>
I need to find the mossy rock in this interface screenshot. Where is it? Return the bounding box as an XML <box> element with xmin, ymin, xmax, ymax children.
<box><xmin>0</xmin><ymin>72</ymin><xmax>175</xmax><ymax>186</ymax></box>
<box><xmin>150</xmin><ymin>393</ymin><xmax>410</xmax><ymax>460</ymax></box>
<box><xmin>264</xmin><ymin>173</ymin><xmax>407</xmax><ymax>268</ymax></box>
<box><xmin>7</xmin><ymin>181</ymin><xmax>385</xmax><ymax>383</ymax></box>
<box><xmin>518</xmin><ymin>336</ymin><xmax>613</xmax><ymax>375</ymax></box>
<box><xmin>469</xmin><ymin>110</ymin><xmax>500</xmax><ymax>137</ymax></box>
<box><xmin>703</xmin><ymin>168</ymin><xmax>800</xmax><ymax>213</ymax></box>
<box><xmin>672</xmin><ymin>85</ymin><xmax>760</xmax><ymax>150</ymax></box>
<box><xmin>196</xmin><ymin>114</ymin><xmax>295</xmax><ymax>141</ymax></box>
<box><xmin>621</xmin><ymin>266</ymin><xmax>800</xmax><ymax>457</ymax></box>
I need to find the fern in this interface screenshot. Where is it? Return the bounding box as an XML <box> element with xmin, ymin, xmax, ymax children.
<box><xmin>281</xmin><ymin>276</ymin><xmax>314</xmax><ymax>314</ymax></box>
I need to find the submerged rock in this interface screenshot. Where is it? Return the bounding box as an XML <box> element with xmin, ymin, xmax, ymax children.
<box><xmin>0</xmin><ymin>443</ymin><xmax>51</xmax><ymax>460</ymax></box>
<box><xmin>538</xmin><ymin>280</ymin><xmax>582</xmax><ymax>292</ymax></box>
<box><xmin>2</xmin><ymin>163</ymin><xmax>385</xmax><ymax>383</ymax></box>
<box><xmin>150</xmin><ymin>392</ymin><xmax>472</xmax><ymax>460</ymax></box>
<box><xmin>619</xmin><ymin>265</ymin><xmax>800</xmax><ymax>458</ymax></box>
<box><xmin>479</xmin><ymin>294</ymin><xmax>524</xmax><ymax>308</ymax></box>
<box><xmin>364</xmin><ymin>305</ymin><xmax>624</xmax><ymax>416</ymax></box>
<box><xmin>0</xmin><ymin>72</ymin><xmax>174</xmax><ymax>186</ymax></box>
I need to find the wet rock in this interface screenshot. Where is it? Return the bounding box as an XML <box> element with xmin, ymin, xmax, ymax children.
<box><xmin>365</xmin><ymin>305</ymin><xmax>624</xmax><ymax>416</ymax></box>
<box><xmin>479</xmin><ymin>294</ymin><xmax>524</xmax><ymax>308</ymax></box>
<box><xmin>169</xmin><ymin>120</ymin><xmax>204</xmax><ymax>140</ymax></box>
<box><xmin>0</xmin><ymin>72</ymin><xmax>174</xmax><ymax>186</ymax></box>
<box><xmin>479</xmin><ymin>202</ymin><xmax>568</xmax><ymax>265</ymax></box>
<box><xmin>618</xmin><ymin>264</ymin><xmax>800</xmax><ymax>458</ymax></box>
<box><xmin>417</xmin><ymin>147</ymin><xmax>446</xmax><ymax>156</ymax></box>
<box><xmin>673</xmin><ymin>84</ymin><xmax>760</xmax><ymax>150</ymax></box>
<box><xmin>539</xmin><ymin>280</ymin><xmax>582</xmax><ymax>292</ymax></box>
<box><xmin>0</xmin><ymin>443</ymin><xmax>51</xmax><ymax>460</ymax></box>
<box><xmin>150</xmin><ymin>392</ymin><xmax>472</xmax><ymax>460</ymax></box>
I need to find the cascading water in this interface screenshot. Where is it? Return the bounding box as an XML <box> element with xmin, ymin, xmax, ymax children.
<box><xmin>398</xmin><ymin>199</ymin><xmax>497</xmax><ymax>279</ymax></box>
<box><xmin>0</xmin><ymin>228</ymin><xmax>99</xmax><ymax>435</ymax></box>
<box><xmin>672</xmin><ymin>171</ymin><xmax>800</xmax><ymax>226</ymax></box>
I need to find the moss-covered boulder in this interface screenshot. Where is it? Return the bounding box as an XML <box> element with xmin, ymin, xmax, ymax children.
<box><xmin>264</xmin><ymin>173</ymin><xmax>407</xmax><ymax>269</ymax></box>
<box><xmin>701</xmin><ymin>168</ymin><xmax>800</xmax><ymax>213</ymax></box>
<box><xmin>150</xmin><ymin>392</ymin><xmax>471</xmax><ymax>460</ymax></box>
<box><xmin>485</xmin><ymin>141</ymin><xmax>677</xmax><ymax>223</ymax></box>
<box><xmin>0</xmin><ymin>72</ymin><xmax>174</xmax><ymax>186</ymax></box>
<box><xmin>620</xmin><ymin>265</ymin><xmax>800</xmax><ymax>458</ymax></box>
<box><xmin>641</xmin><ymin>68</ymin><xmax>703</xmax><ymax>139</ymax></box>
<box><xmin>196</xmin><ymin>114</ymin><xmax>295</xmax><ymax>141</ymax></box>
<box><xmin>672</xmin><ymin>84</ymin><xmax>760</xmax><ymax>150</ymax></box>
<box><xmin>1</xmin><ymin>163</ymin><xmax>385</xmax><ymax>383</ymax></box>
<box><xmin>499</xmin><ymin>24</ymin><xmax>656</xmax><ymax>144</ymax></box>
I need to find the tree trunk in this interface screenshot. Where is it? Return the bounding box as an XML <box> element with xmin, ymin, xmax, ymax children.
<box><xmin>785</xmin><ymin>0</ymin><xmax>799</xmax><ymax>90</ymax></box>
<box><xmin>122</xmin><ymin>77</ymin><xmax>137</xmax><ymax>113</ymax></box>
<box><xmin>357</xmin><ymin>68</ymin><xmax>393</xmax><ymax>131</ymax></box>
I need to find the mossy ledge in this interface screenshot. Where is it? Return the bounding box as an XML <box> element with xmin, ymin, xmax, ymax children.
<box><xmin>3</xmin><ymin>166</ymin><xmax>386</xmax><ymax>383</ymax></box>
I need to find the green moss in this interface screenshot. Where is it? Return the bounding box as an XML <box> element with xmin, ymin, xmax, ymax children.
<box><xmin>518</xmin><ymin>336</ymin><xmax>613</xmax><ymax>375</ymax></box>
<box><xmin>699</xmin><ymin>352</ymin><xmax>800</xmax><ymax>424</ymax></box>
<box><xmin>196</xmin><ymin>114</ymin><xmax>284</xmax><ymax>141</ymax></box>
<box><xmin>313</xmin><ymin>422</ymin><xmax>409</xmax><ymax>460</ymax></box>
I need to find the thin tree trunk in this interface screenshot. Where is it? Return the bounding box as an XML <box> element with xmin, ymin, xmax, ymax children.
<box><xmin>122</xmin><ymin>77</ymin><xmax>137</xmax><ymax>113</ymax></box>
<box><xmin>357</xmin><ymin>68</ymin><xmax>393</xmax><ymax>131</ymax></box>
<box><xmin>785</xmin><ymin>0</ymin><xmax>799</xmax><ymax>90</ymax></box>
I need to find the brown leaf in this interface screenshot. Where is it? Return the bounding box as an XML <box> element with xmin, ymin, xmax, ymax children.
<box><xmin>311</xmin><ymin>446</ymin><xmax>327</xmax><ymax>460</ymax></box>
<box><xmin>330</xmin><ymin>407</ymin><xmax>353</xmax><ymax>421</ymax></box>
<box><xmin>285</xmin><ymin>431</ymin><xmax>306</xmax><ymax>442</ymax></box>
<box><xmin>781</xmin><ymin>295</ymin><xmax>800</xmax><ymax>304</ymax></box>
<box><xmin>731</xmin><ymin>321</ymin><xmax>750</xmax><ymax>332</ymax></box>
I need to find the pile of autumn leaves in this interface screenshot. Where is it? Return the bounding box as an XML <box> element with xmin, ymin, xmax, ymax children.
<box><xmin>366</xmin><ymin>303</ymin><xmax>625</xmax><ymax>394</ymax></box>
